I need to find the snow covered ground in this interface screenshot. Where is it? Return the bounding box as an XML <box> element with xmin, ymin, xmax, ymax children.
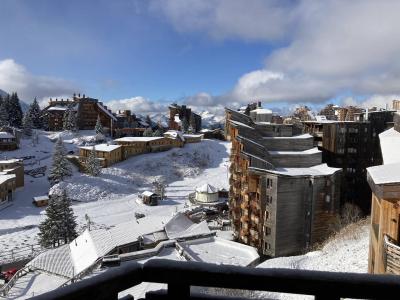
<box><xmin>0</xmin><ymin>131</ymin><xmax>231</xmax><ymax>253</ymax></box>
<box><xmin>254</xmin><ymin>219</ymin><xmax>369</xmax><ymax>300</ymax></box>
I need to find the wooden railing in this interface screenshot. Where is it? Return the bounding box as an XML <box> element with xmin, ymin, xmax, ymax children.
<box><xmin>0</xmin><ymin>266</ymin><xmax>32</xmax><ymax>297</ymax></box>
<box><xmin>384</xmin><ymin>235</ymin><xmax>400</xmax><ymax>275</ymax></box>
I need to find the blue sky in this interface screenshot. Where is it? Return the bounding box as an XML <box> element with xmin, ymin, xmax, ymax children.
<box><xmin>1</xmin><ymin>0</ymin><xmax>400</xmax><ymax>115</ymax></box>
<box><xmin>0</xmin><ymin>0</ymin><xmax>272</xmax><ymax>101</ymax></box>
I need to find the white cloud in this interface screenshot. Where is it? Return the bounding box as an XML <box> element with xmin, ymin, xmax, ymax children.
<box><xmin>149</xmin><ymin>0</ymin><xmax>294</xmax><ymax>41</ymax></box>
<box><xmin>341</xmin><ymin>94</ymin><xmax>400</xmax><ymax>110</ymax></box>
<box><xmin>152</xmin><ymin>0</ymin><xmax>400</xmax><ymax>106</ymax></box>
<box><xmin>106</xmin><ymin>97</ymin><xmax>168</xmax><ymax>115</ymax></box>
<box><xmin>0</xmin><ymin>59</ymin><xmax>79</xmax><ymax>102</ymax></box>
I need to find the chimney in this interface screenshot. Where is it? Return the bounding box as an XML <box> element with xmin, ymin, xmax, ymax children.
<box><xmin>83</xmin><ymin>94</ymin><xmax>85</xmax><ymax>98</ymax></box>
<box><xmin>78</xmin><ymin>93</ymin><xmax>80</xmax><ymax>97</ymax></box>
<box><xmin>365</xmin><ymin>108</ymin><xmax>369</xmax><ymax>121</ymax></box>
<box><xmin>258</xmin><ymin>101</ymin><xmax>262</xmax><ymax>108</ymax></box>
<box><xmin>73</xmin><ymin>93</ymin><xmax>76</xmax><ymax>97</ymax></box>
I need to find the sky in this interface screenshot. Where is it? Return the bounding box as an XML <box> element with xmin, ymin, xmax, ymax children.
<box><xmin>1</xmin><ymin>0</ymin><xmax>400</xmax><ymax>116</ymax></box>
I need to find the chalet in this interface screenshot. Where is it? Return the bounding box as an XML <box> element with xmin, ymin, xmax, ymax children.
<box><xmin>200</xmin><ymin>128</ymin><xmax>225</xmax><ymax>140</ymax></box>
<box><xmin>226</xmin><ymin>104</ymin><xmax>341</xmax><ymax>256</ymax></box>
<box><xmin>182</xmin><ymin>133</ymin><xmax>203</xmax><ymax>143</ymax></box>
<box><xmin>168</xmin><ymin>104</ymin><xmax>202</xmax><ymax>132</ymax></box>
<box><xmin>141</xmin><ymin>191</ymin><xmax>161</xmax><ymax>206</ymax></box>
<box><xmin>0</xmin><ymin>174</ymin><xmax>16</xmax><ymax>205</ymax></box>
<box><xmin>79</xmin><ymin>144</ymin><xmax>122</xmax><ymax>167</ymax></box>
<box><xmin>114</xmin><ymin>137</ymin><xmax>174</xmax><ymax>159</ymax></box>
<box><xmin>0</xmin><ymin>131</ymin><xmax>18</xmax><ymax>150</ymax></box>
<box><xmin>32</xmin><ymin>195</ymin><xmax>49</xmax><ymax>207</ymax></box>
<box><xmin>163</xmin><ymin>130</ymin><xmax>185</xmax><ymax>147</ymax></box>
<box><xmin>43</xmin><ymin>94</ymin><xmax>117</xmax><ymax>132</ymax></box>
<box><xmin>0</xmin><ymin>159</ymin><xmax>24</xmax><ymax>188</ymax></box>
<box><xmin>367</xmin><ymin>118</ymin><xmax>400</xmax><ymax>275</ymax></box>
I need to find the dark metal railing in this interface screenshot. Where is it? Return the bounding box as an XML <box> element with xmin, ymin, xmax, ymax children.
<box><xmin>30</xmin><ymin>259</ymin><xmax>400</xmax><ymax>300</ymax></box>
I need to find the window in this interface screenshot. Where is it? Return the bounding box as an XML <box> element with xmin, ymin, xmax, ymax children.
<box><xmin>265</xmin><ymin>242</ymin><xmax>271</xmax><ymax>250</ymax></box>
<box><xmin>325</xmin><ymin>195</ymin><xmax>331</xmax><ymax>203</ymax></box>
<box><xmin>265</xmin><ymin>227</ymin><xmax>271</xmax><ymax>235</ymax></box>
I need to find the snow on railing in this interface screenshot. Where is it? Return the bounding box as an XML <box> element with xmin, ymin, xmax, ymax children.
<box><xmin>0</xmin><ymin>244</ymin><xmax>42</xmax><ymax>265</ymax></box>
<box><xmin>0</xmin><ymin>265</ymin><xmax>32</xmax><ymax>297</ymax></box>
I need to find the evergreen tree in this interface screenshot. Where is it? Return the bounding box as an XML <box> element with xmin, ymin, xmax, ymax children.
<box><xmin>63</xmin><ymin>106</ymin><xmax>77</xmax><ymax>131</ymax></box>
<box><xmin>38</xmin><ymin>194</ymin><xmax>63</xmax><ymax>248</ymax></box>
<box><xmin>27</xmin><ymin>98</ymin><xmax>43</xmax><ymax>128</ymax></box>
<box><xmin>143</xmin><ymin>127</ymin><xmax>153</xmax><ymax>137</ymax></box>
<box><xmin>58</xmin><ymin>189</ymin><xmax>78</xmax><ymax>244</ymax></box>
<box><xmin>0</xmin><ymin>96</ymin><xmax>9</xmax><ymax>126</ymax></box>
<box><xmin>86</xmin><ymin>146</ymin><xmax>102</xmax><ymax>176</ymax></box>
<box><xmin>38</xmin><ymin>190</ymin><xmax>77</xmax><ymax>248</ymax></box>
<box><xmin>48</xmin><ymin>137</ymin><xmax>72</xmax><ymax>186</ymax></box>
<box><xmin>153</xmin><ymin>128</ymin><xmax>163</xmax><ymax>137</ymax></box>
<box><xmin>181</xmin><ymin>117</ymin><xmax>189</xmax><ymax>133</ymax></box>
<box><xmin>95</xmin><ymin>115</ymin><xmax>104</xmax><ymax>135</ymax></box>
<box><xmin>7</xmin><ymin>92</ymin><xmax>23</xmax><ymax>128</ymax></box>
<box><xmin>22</xmin><ymin>111</ymin><xmax>33</xmax><ymax>136</ymax></box>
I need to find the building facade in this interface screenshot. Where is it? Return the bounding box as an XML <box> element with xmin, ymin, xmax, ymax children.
<box><xmin>168</xmin><ymin>104</ymin><xmax>202</xmax><ymax>132</ymax></box>
<box><xmin>79</xmin><ymin>144</ymin><xmax>122</xmax><ymax>167</ymax></box>
<box><xmin>227</xmin><ymin>105</ymin><xmax>341</xmax><ymax>257</ymax></box>
<box><xmin>367</xmin><ymin>114</ymin><xmax>400</xmax><ymax>274</ymax></box>
<box><xmin>0</xmin><ymin>159</ymin><xmax>24</xmax><ymax>188</ymax></box>
<box><xmin>43</xmin><ymin>94</ymin><xmax>117</xmax><ymax>132</ymax></box>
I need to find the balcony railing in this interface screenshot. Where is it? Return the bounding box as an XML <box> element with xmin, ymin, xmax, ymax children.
<box><xmin>384</xmin><ymin>235</ymin><xmax>400</xmax><ymax>275</ymax></box>
<box><xmin>30</xmin><ymin>259</ymin><xmax>400</xmax><ymax>300</ymax></box>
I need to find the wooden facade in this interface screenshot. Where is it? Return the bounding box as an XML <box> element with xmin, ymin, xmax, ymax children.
<box><xmin>0</xmin><ymin>132</ymin><xmax>18</xmax><ymax>150</ymax></box>
<box><xmin>227</xmin><ymin>107</ymin><xmax>341</xmax><ymax>257</ymax></box>
<box><xmin>0</xmin><ymin>174</ymin><xmax>16</xmax><ymax>205</ymax></box>
<box><xmin>168</xmin><ymin>104</ymin><xmax>202</xmax><ymax>132</ymax></box>
<box><xmin>79</xmin><ymin>144</ymin><xmax>122</xmax><ymax>167</ymax></box>
<box><xmin>44</xmin><ymin>94</ymin><xmax>117</xmax><ymax>131</ymax></box>
<box><xmin>0</xmin><ymin>159</ymin><xmax>24</xmax><ymax>188</ymax></box>
<box><xmin>114</xmin><ymin>137</ymin><xmax>176</xmax><ymax>159</ymax></box>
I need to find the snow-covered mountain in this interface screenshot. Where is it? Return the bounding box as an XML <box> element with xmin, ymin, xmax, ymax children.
<box><xmin>199</xmin><ymin>111</ymin><xmax>225</xmax><ymax>129</ymax></box>
<box><xmin>0</xmin><ymin>88</ymin><xmax>8</xmax><ymax>98</ymax></box>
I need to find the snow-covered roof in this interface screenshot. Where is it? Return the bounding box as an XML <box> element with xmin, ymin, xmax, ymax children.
<box><xmin>315</xmin><ymin>115</ymin><xmax>328</xmax><ymax>122</ymax></box>
<box><xmin>183</xmin><ymin>134</ymin><xmax>203</xmax><ymax>138</ymax></box>
<box><xmin>367</xmin><ymin>163</ymin><xmax>400</xmax><ymax>185</ymax></box>
<box><xmin>251</xmin><ymin>108</ymin><xmax>272</xmax><ymax>114</ymax></box>
<box><xmin>164</xmin><ymin>213</ymin><xmax>211</xmax><ymax>240</ymax></box>
<box><xmin>80</xmin><ymin>144</ymin><xmax>121</xmax><ymax>152</ymax></box>
<box><xmin>269</xmin><ymin>147</ymin><xmax>321</xmax><ymax>155</ymax></box>
<box><xmin>379</xmin><ymin>128</ymin><xmax>400</xmax><ymax>165</ymax></box>
<box><xmin>163</xmin><ymin>130</ymin><xmax>185</xmax><ymax>141</ymax></box>
<box><xmin>0</xmin><ymin>174</ymin><xmax>16</xmax><ymax>185</ymax></box>
<box><xmin>264</xmin><ymin>163</ymin><xmax>341</xmax><ymax>177</ymax></box>
<box><xmin>0</xmin><ymin>131</ymin><xmax>15</xmax><ymax>138</ymax></box>
<box><xmin>142</xmin><ymin>191</ymin><xmax>156</xmax><ymax>197</ymax></box>
<box><xmin>114</xmin><ymin>137</ymin><xmax>164</xmax><ymax>142</ymax></box>
<box><xmin>229</xmin><ymin>120</ymin><xmax>254</xmax><ymax>130</ymax></box>
<box><xmin>47</xmin><ymin>106</ymin><xmax>68</xmax><ymax>111</ymax></box>
<box><xmin>195</xmin><ymin>183</ymin><xmax>218</xmax><ymax>194</ymax></box>
<box><xmin>174</xmin><ymin>114</ymin><xmax>182</xmax><ymax>124</ymax></box>
<box><xmin>69</xmin><ymin>215</ymin><xmax>171</xmax><ymax>274</ymax></box>
<box><xmin>33</xmin><ymin>196</ymin><xmax>49</xmax><ymax>202</ymax></box>
<box><xmin>179</xmin><ymin>236</ymin><xmax>259</xmax><ymax>266</ymax></box>
<box><xmin>97</xmin><ymin>103</ymin><xmax>117</xmax><ymax>121</ymax></box>
<box><xmin>0</xmin><ymin>158</ymin><xmax>21</xmax><ymax>164</ymax></box>
<box><xmin>262</xmin><ymin>133</ymin><xmax>313</xmax><ymax>140</ymax></box>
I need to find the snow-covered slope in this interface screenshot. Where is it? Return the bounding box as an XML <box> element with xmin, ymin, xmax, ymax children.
<box><xmin>255</xmin><ymin>219</ymin><xmax>369</xmax><ymax>299</ymax></box>
<box><xmin>0</xmin><ymin>132</ymin><xmax>230</xmax><ymax>252</ymax></box>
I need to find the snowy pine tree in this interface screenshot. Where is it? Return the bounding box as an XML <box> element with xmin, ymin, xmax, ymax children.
<box><xmin>58</xmin><ymin>189</ymin><xmax>78</xmax><ymax>244</ymax></box>
<box><xmin>22</xmin><ymin>111</ymin><xmax>34</xmax><ymax>136</ymax></box>
<box><xmin>63</xmin><ymin>106</ymin><xmax>77</xmax><ymax>131</ymax></box>
<box><xmin>7</xmin><ymin>92</ymin><xmax>23</xmax><ymax>128</ymax></box>
<box><xmin>143</xmin><ymin>127</ymin><xmax>153</xmax><ymax>137</ymax></box>
<box><xmin>95</xmin><ymin>115</ymin><xmax>103</xmax><ymax>135</ymax></box>
<box><xmin>48</xmin><ymin>137</ymin><xmax>73</xmax><ymax>186</ymax></box>
<box><xmin>28</xmin><ymin>98</ymin><xmax>43</xmax><ymax>128</ymax></box>
<box><xmin>86</xmin><ymin>146</ymin><xmax>102</xmax><ymax>176</ymax></box>
<box><xmin>0</xmin><ymin>96</ymin><xmax>9</xmax><ymax>126</ymax></box>
<box><xmin>38</xmin><ymin>190</ymin><xmax>77</xmax><ymax>248</ymax></box>
<box><xmin>38</xmin><ymin>195</ymin><xmax>63</xmax><ymax>248</ymax></box>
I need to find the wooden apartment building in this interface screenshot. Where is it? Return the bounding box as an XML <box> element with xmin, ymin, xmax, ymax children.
<box><xmin>226</xmin><ymin>105</ymin><xmax>341</xmax><ymax>257</ymax></box>
<box><xmin>367</xmin><ymin>114</ymin><xmax>400</xmax><ymax>274</ymax></box>
<box><xmin>43</xmin><ymin>94</ymin><xmax>117</xmax><ymax>131</ymax></box>
<box><xmin>168</xmin><ymin>104</ymin><xmax>202</xmax><ymax>132</ymax></box>
<box><xmin>79</xmin><ymin>144</ymin><xmax>122</xmax><ymax>167</ymax></box>
<box><xmin>114</xmin><ymin>137</ymin><xmax>176</xmax><ymax>159</ymax></box>
<box><xmin>0</xmin><ymin>159</ymin><xmax>24</xmax><ymax>188</ymax></box>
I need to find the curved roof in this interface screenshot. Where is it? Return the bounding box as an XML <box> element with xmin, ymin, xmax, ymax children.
<box><xmin>251</xmin><ymin>108</ymin><xmax>272</xmax><ymax>114</ymax></box>
<box><xmin>195</xmin><ymin>183</ymin><xmax>218</xmax><ymax>193</ymax></box>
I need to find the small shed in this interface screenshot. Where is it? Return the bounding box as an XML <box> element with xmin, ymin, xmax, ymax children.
<box><xmin>141</xmin><ymin>191</ymin><xmax>161</xmax><ymax>206</ymax></box>
<box><xmin>195</xmin><ymin>184</ymin><xmax>219</xmax><ymax>203</ymax></box>
<box><xmin>33</xmin><ymin>195</ymin><xmax>49</xmax><ymax>207</ymax></box>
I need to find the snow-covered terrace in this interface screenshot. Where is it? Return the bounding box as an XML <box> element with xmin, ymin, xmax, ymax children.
<box><xmin>259</xmin><ymin>163</ymin><xmax>341</xmax><ymax>177</ymax></box>
<box><xmin>79</xmin><ymin>143</ymin><xmax>121</xmax><ymax>152</ymax></box>
<box><xmin>269</xmin><ymin>147</ymin><xmax>321</xmax><ymax>155</ymax></box>
<box><xmin>114</xmin><ymin>137</ymin><xmax>164</xmax><ymax>142</ymax></box>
